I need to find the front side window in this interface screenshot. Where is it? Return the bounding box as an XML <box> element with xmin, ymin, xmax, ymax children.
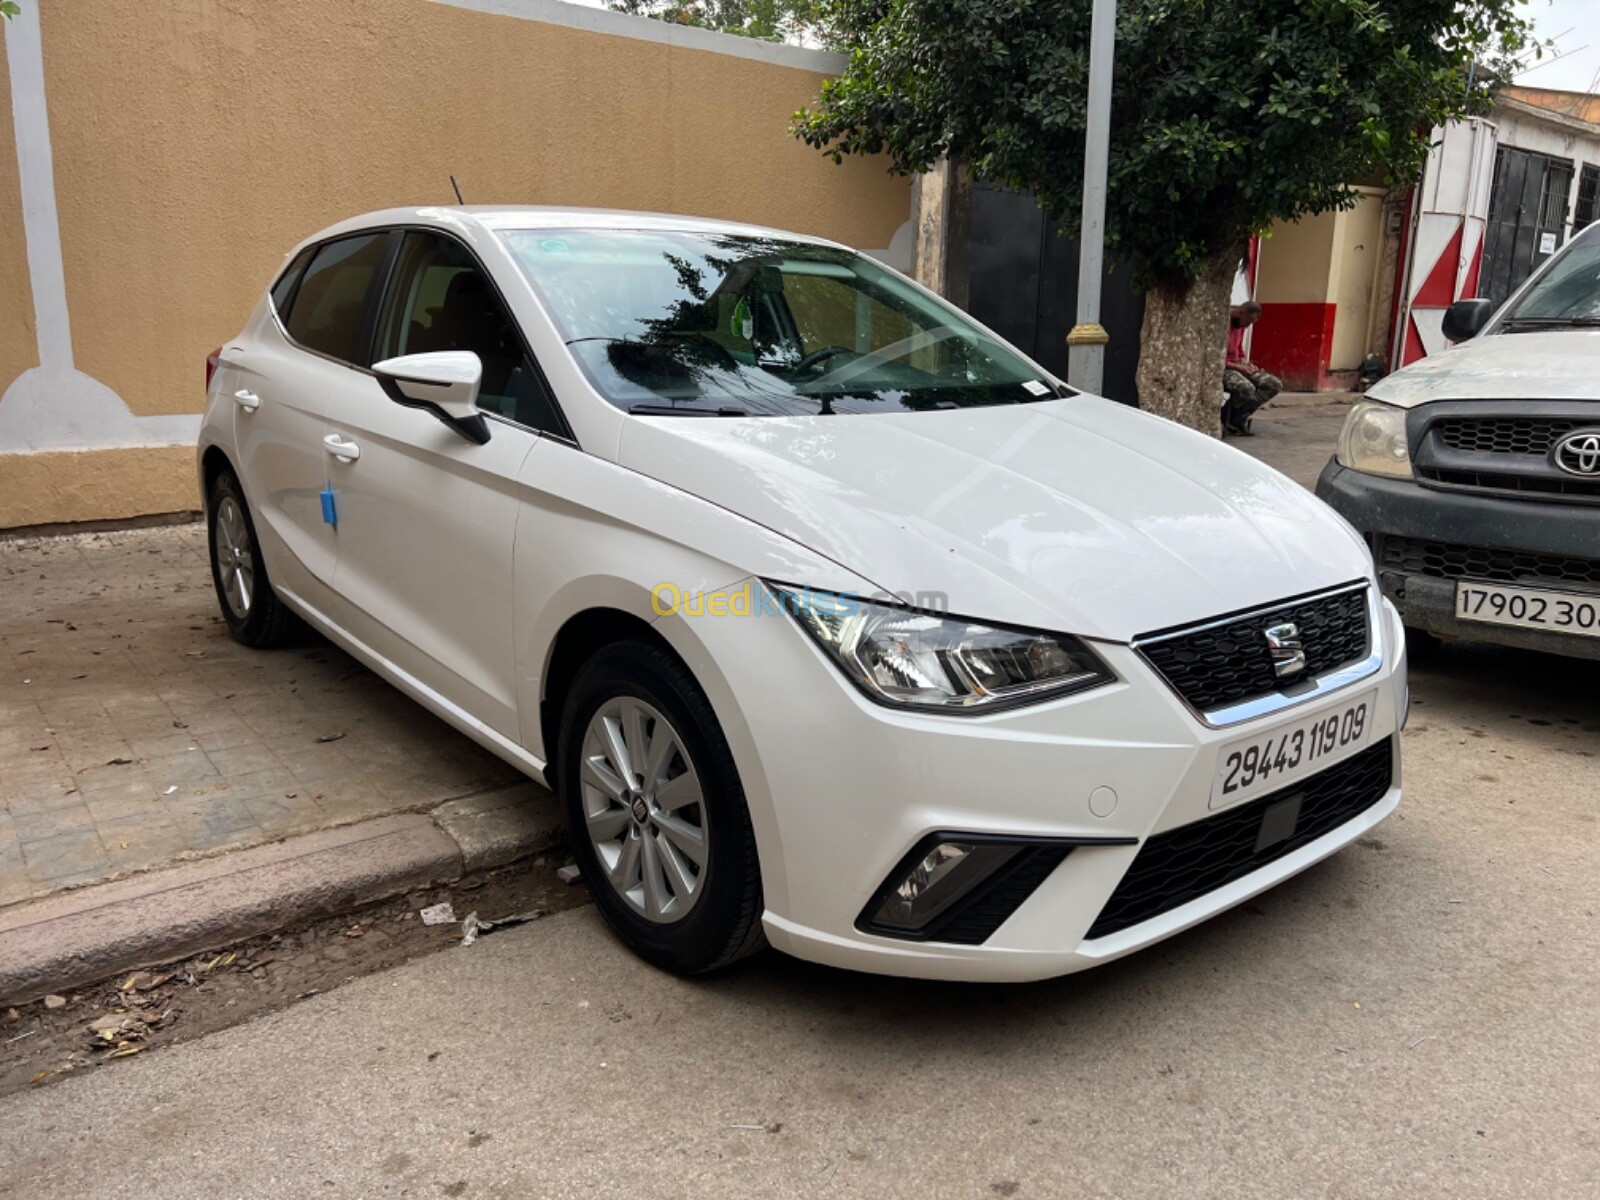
<box><xmin>283</xmin><ymin>233</ymin><xmax>388</xmax><ymax>363</ymax></box>
<box><xmin>1502</xmin><ymin>228</ymin><xmax>1600</xmax><ymax>326</ymax></box>
<box><xmin>375</xmin><ymin>232</ymin><xmax>564</xmax><ymax>435</ymax></box>
<box><xmin>500</xmin><ymin>229</ymin><xmax>1061</xmax><ymax>416</ymax></box>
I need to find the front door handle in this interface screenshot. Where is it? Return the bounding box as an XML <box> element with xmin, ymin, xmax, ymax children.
<box><xmin>233</xmin><ymin>389</ymin><xmax>260</xmax><ymax>412</ymax></box>
<box><xmin>323</xmin><ymin>433</ymin><xmax>361</xmax><ymax>463</ymax></box>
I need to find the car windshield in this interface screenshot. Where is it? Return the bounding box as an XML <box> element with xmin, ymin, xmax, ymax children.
<box><xmin>500</xmin><ymin>229</ymin><xmax>1062</xmax><ymax>415</ymax></box>
<box><xmin>1502</xmin><ymin>232</ymin><xmax>1600</xmax><ymax>325</ymax></box>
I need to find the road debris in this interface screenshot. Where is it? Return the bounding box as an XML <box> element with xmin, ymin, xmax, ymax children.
<box><xmin>459</xmin><ymin>909</ymin><xmax>546</xmax><ymax>946</ymax></box>
<box><xmin>556</xmin><ymin>864</ymin><xmax>582</xmax><ymax>884</ymax></box>
<box><xmin>419</xmin><ymin>901</ymin><xmax>457</xmax><ymax>926</ymax></box>
<box><xmin>42</xmin><ymin>996</ymin><xmax>66</xmax><ymax>1010</ymax></box>
<box><xmin>315</xmin><ymin>732</ymin><xmax>347</xmax><ymax>743</ymax></box>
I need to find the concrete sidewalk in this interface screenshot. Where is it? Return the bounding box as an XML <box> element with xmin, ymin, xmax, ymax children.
<box><xmin>1</xmin><ymin>524</ymin><xmax>542</xmax><ymax>904</ymax></box>
<box><xmin>1</xmin><ymin>525</ymin><xmax>565</xmax><ymax>999</ymax></box>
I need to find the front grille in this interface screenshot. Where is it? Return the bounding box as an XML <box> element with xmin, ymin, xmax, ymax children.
<box><xmin>1434</xmin><ymin>417</ymin><xmax>1577</xmax><ymax>456</ymax></box>
<box><xmin>1416</xmin><ymin>465</ymin><xmax>1600</xmax><ymax>502</ymax></box>
<box><xmin>1086</xmin><ymin>738</ymin><xmax>1394</xmax><ymax>939</ymax></box>
<box><xmin>1379</xmin><ymin>536</ymin><xmax>1600</xmax><ymax>587</ymax></box>
<box><xmin>1137</xmin><ymin>587</ymin><xmax>1370</xmax><ymax>713</ymax></box>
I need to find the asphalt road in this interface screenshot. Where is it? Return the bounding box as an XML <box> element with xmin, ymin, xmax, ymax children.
<box><xmin>2</xmin><ymin>639</ymin><xmax>1596</xmax><ymax>1198</ymax></box>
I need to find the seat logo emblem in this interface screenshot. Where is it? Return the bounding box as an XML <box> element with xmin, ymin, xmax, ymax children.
<box><xmin>1264</xmin><ymin>622</ymin><xmax>1307</xmax><ymax>678</ymax></box>
<box><xmin>1553</xmin><ymin>430</ymin><xmax>1600</xmax><ymax>477</ymax></box>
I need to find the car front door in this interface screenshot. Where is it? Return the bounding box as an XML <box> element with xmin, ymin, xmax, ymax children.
<box><xmin>230</xmin><ymin>232</ymin><xmax>390</xmax><ymax>608</ymax></box>
<box><xmin>324</xmin><ymin>230</ymin><xmax>564</xmax><ymax>740</ymax></box>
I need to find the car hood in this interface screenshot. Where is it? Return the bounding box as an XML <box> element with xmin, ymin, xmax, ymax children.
<box><xmin>1365</xmin><ymin>330</ymin><xmax>1600</xmax><ymax>408</ymax></box>
<box><xmin>618</xmin><ymin>397</ymin><xmax>1371</xmax><ymax>643</ymax></box>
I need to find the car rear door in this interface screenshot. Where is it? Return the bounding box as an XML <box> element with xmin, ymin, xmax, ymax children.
<box><xmin>230</xmin><ymin>231</ymin><xmax>391</xmax><ymax>610</ymax></box>
<box><xmin>323</xmin><ymin>229</ymin><xmax>563</xmax><ymax>740</ymax></box>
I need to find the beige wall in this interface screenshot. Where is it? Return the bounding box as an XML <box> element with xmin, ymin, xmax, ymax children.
<box><xmin>0</xmin><ymin>0</ymin><xmax>910</xmax><ymax>527</ymax></box>
<box><xmin>1255</xmin><ymin>211</ymin><xmax>1337</xmax><ymax>305</ymax></box>
<box><xmin>0</xmin><ymin>31</ymin><xmax>36</xmax><ymax>394</ymax></box>
<box><xmin>1328</xmin><ymin>190</ymin><xmax>1386</xmax><ymax>372</ymax></box>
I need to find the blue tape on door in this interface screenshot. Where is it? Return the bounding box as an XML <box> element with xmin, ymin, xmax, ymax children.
<box><xmin>320</xmin><ymin>487</ymin><xmax>338</xmax><ymax>528</ymax></box>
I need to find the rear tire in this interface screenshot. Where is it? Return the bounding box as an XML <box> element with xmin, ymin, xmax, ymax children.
<box><xmin>558</xmin><ymin>640</ymin><xmax>765</xmax><ymax>975</ymax></box>
<box><xmin>207</xmin><ymin>469</ymin><xmax>302</xmax><ymax>649</ymax></box>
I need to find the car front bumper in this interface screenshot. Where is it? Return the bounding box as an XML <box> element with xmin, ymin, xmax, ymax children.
<box><xmin>1316</xmin><ymin>460</ymin><xmax>1600</xmax><ymax>662</ymax></box>
<box><xmin>660</xmin><ymin>582</ymin><xmax>1406</xmax><ymax>983</ymax></box>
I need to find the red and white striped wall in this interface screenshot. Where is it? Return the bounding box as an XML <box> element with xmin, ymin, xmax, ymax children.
<box><xmin>1391</xmin><ymin>117</ymin><xmax>1498</xmax><ymax>367</ymax></box>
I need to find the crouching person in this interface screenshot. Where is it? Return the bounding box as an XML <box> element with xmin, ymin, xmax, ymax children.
<box><xmin>1221</xmin><ymin>302</ymin><xmax>1281</xmax><ymax>437</ymax></box>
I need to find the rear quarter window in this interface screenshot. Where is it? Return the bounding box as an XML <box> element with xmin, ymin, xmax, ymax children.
<box><xmin>269</xmin><ymin>246</ymin><xmax>315</xmax><ymax>320</ymax></box>
<box><xmin>283</xmin><ymin>233</ymin><xmax>388</xmax><ymax>363</ymax></box>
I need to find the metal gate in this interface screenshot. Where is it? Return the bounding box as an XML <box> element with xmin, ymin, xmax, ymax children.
<box><xmin>1480</xmin><ymin>146</ymin><xmax>1574</xmax><ymax>308</ymax></box>
<box><xmin>966</xmin><ymin>183</ymin><xmax>1145</xmax><ymax>405</ymax></box>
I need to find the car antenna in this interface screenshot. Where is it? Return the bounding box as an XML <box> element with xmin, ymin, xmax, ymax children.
<box><xmin>450</xmin><ymin>175</ymin><xmax>466</xmax><ymax>205</ymax></box>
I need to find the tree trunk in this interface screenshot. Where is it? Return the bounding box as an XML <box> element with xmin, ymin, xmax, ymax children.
<box><xmin>1134</xmin><ymin>245</ymin><xmax>1245</xmax><ymax>435</ymax></box>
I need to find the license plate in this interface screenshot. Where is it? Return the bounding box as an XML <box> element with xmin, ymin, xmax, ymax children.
<box><xmin>1455</xmin><ymin>581</ymin><xmax>1600</xmax><ymax>638</ymax></box>
<box><xmin>1210</xmin><ymin>690</ymin><xmax>1378</xmax><ymax>810</ymax></box>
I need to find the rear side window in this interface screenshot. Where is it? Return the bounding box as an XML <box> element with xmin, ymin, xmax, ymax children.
<box><xmin>269</xmin><ymin>246</ymin><xmax>315</xmax><ymax>320</ymax></box>
<box><xmin>284</xmin><ymin>233</ymin><xmax>388</xmax><ymax>363</ymax></box>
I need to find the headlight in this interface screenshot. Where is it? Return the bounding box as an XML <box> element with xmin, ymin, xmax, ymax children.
<box><xmin>1336</xmin><ymin>400</ymin><xmax>1413</xmax><ymax>478</ymax></box>
<box><xmin>768</xmin><ymin>585</ymin><xmax>1114</xmax><ymax>713</ymax></box>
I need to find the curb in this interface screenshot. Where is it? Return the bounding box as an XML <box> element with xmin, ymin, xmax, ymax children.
<box><xmin>0</xmin><ymin>784</ymin><xmax>565</xmax><ymax>1006</ymax></box>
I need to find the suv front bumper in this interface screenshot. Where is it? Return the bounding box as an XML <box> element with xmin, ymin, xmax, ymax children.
<box><xmin>1316</xmin><ymin>460</ymin><xmax>1600</xmax><ymax>661</ymax></box>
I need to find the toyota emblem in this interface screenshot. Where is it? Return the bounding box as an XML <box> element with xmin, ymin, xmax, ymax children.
<box><xmin>1553</xmin><ymin>429</ymin><xmax>1600</xmax><ymax>477</ymax></box>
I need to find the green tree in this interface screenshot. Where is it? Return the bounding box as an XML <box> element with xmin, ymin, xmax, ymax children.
<box><xmin>1</xmin><ymin>3</ymin><xmax>20</xmax><ymax>20</ymax></box>
<box><xmin>794</xmin><ymin>0</ymin><xmax>1533</xmax><ymax>431</ymax></box>
<box><xmin>608</xmin><ymin>1</ymin><xmax>829</xmax><ymax>44</ymax></box>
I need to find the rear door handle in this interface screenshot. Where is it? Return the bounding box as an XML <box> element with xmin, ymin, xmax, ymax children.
<box><xmin>323</xmin><ymin>433</ymin><xmax>361</xmax><ymax>463</ymax></box>
<box><xmin>233</xmin><ymin>389</ymin><xmax>260</xmax><ymax>412</ymax></box>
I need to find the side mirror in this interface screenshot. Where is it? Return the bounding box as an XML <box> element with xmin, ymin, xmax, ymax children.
<box><xmin>1440</xmin><ymin>298</ymin><xmax>1494</xmax><ymax>343</ymax></box>
<box><xmin>372</xmin><ymin>351</ymin><xmax>490</xmax><ymax>444</ymax></box>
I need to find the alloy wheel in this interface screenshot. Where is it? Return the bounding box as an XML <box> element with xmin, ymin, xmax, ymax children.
<box><xmin>579</xmin><ymin>697</ymin><xmax>709</xmax><ymax>923</ymax></box>
<box><xmin>213</xmin><ymin>495</ymin><xmax>254</xmax><ymax>620</ymax></box>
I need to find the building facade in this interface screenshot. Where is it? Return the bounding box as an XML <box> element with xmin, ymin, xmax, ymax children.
<box><xmin>1247</xmin><ymin>86</ymin><xmax>1600</xmax><ymax>392</ymax></box>
<box><xmin>0</xmin><ymin>0</ymin><xmax>911</xmax><ymax>529</ymax></box>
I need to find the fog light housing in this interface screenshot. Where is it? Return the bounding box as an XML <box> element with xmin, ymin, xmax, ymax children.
<box><xmin>858</xmin><ymin>832</ymin><xmax>1137</xmax><ymax>945</ymax></box>
<box><xmin>868</xmin><ymin>841</ymin><xmax>1024</xmax><ymax>934</ymax></box>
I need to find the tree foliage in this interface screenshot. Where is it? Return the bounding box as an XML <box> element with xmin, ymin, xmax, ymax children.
<box><xmin>607</xmin><ymin>1</ymin><xmax>829</xmax><ymax>44</ymax></box>
<box><xmin>1</xmin><ymin>3</ymin><xmax>21</xmax><ymax>21</ymax></box>
<box><xmin>795</xmin><ymin>0</ymin><xmax>1535</xmax><ymax>289</ymax></box>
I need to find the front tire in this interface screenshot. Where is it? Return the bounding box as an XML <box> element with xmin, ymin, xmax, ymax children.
<box><xmin>558</xmin><ymin>640</ymin><xmax>764</xmax><ymax>975</ymax></box>
<box><xmin>207</xmin><ymin>468</ymin><xmax>302</xmax><ymax>649</ymax></box>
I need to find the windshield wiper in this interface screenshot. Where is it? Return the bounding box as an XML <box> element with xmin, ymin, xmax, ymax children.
<box><xmin>1501</xmin><ymin>315</ymin><xmax>1600</xmax><ymax>329</ymax></box>
<box><xmin>628</xmin><ymin>403</ymin><xmax>750</xmax><ymax>417</ymax></box>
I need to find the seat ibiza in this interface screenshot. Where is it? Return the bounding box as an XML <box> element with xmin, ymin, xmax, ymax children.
<box><xmin>199</xmin><ymin>207</ymin><xmax>1405</xmax><ymax>981</ymax></box>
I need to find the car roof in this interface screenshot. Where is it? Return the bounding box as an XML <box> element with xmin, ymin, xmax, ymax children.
<box><xmin>299</xmin><ymin>205</ymin><xmax>845</xmax><ymax>252</ymax></box>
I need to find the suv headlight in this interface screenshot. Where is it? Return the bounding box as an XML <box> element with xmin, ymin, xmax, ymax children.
<box><xmin>1336</xmin><ymin>400</ymin><xmax>1413</xmax><ymax>478</ymax></box>
<box><xmin>768</xmin><ymin>585</ymin><xmax>1114</xmax><ymax>713</ymax></box>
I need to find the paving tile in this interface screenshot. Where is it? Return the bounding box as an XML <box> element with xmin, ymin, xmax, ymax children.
<box><xmin>6</xmin><ymin>781</ymin><xmax>87</xmax><ymax>814</ymax></box>
<box><xmin>99</xmin><ymin>815</ymin><xmax>192</xmax><ymax>872</ymax></box>
<box><xmin>204</xmin><ymin>742</ymin><xmax>286</xmax><ymax>778</ymax></box>
<box><xmin>84</xmin><ymin>790</ymin><xmax>167</xmax><ymax>825</ymax></box>
<box><xmin>19</xmin><ymin>828</ymin><xmax>108</xmax><ymax>881</ymax></box>
<box><xmin>243</xmin><ymin>792</ymin><xmax>329</xmax><ymax>836</ymax></box>
<box><xmin>141</xmin><ymin>749</ymin><xmax>222</xmax><ymax>786</ymax></box>
<box><xmin>169</xmin><ymin>797</ymin><xmax>264</xmax><ymax>853</ymax></box>
<box><xmin>11</xmin><ymin>801</ymin><xmax>95</xmax><ymax>841</ymax></box>
<box><xmin>0</xmin><ymin>842</ymin><xmax>31</xmax><ymax>907</ymax></box>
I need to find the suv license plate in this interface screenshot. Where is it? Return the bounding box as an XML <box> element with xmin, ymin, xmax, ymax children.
<box><xmin>1455</xmin><ymin>581</ymin><xmax>1600</xmax><ymax>638</ymax></box>
<box><xmin>1210</xmin><ymin>690</ymin><xmax>1378</xmax><ymax>810</ymax></box>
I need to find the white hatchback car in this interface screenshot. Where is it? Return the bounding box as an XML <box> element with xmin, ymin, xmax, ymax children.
<box><xmin>199</xmin><ymin>207</ymin><xmax>1405</xmax><ymax>981</ymax></box>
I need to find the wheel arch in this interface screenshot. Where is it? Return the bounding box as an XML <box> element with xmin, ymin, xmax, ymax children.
<box><xmin>199</xmin><ymin>443</ymin><xmax>235</xmax><ymax>506</ymax></box>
